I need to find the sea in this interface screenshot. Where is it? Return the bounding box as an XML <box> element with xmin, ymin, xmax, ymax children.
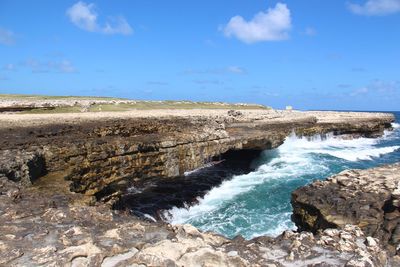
<box><xmin>164</xmin><ymin>111</ymin><xmax>400</xmax><ymax>240</ymax></box>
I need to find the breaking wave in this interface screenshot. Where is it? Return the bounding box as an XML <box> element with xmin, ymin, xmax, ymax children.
<box><xmin>165</xmin><ymin>123</ymin><xmax>400</xmax><ymax>239</ymax></box>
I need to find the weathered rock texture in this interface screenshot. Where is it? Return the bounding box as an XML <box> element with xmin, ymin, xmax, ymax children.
<box><xmin>0</xmin><ymin>110</ymin><xmax>394</xmax><ymax>204</ymax></box>
<box><xmin>292</xmin><ymin>163</ymin><xmax>400</xmax><ymax>254</ymax></box>
<box><xmin>0</xmin><ymin>172</ymin><xmax>394</xmax><ymax>266</ymax></box>
<box><xmin>0</xmin><ymin>109</ymin><xmax>398</xmax><ymax>266</ymax></box>
<box><xmin>0</xmin><ymin>150</ymin><xmax>46</xmax><ymax>186</ymax></box>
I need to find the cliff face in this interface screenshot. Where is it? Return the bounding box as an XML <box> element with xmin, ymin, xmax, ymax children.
<box><xmin>0</xmin><ymin>110</ymin><xmax>394</xmax><ymax>203</ymax></box>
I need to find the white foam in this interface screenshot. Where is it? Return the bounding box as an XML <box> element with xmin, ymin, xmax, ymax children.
<box><xmin>184</xmin><ymin>160</ymin><xmax>225</xmax><ymax>176</ymax></box>
<box><xmin>322</xmin><ymin>146</ymin><xmax>399</xmax><ymax>161</ymax></box>
<box><xmin>392</xmin><ymin>123</ymin><xmax>400</xmax><ymax>129</ymax></box>
<box><xmin>144</xmin><ymin>214</ymin><xmax>157</xmax><ymax>222</ymax></box>
<box><xmin>165</xmin><ymin>171</ymin><xmax>267</xmax><ymax>224</ymax></box>
<box><xmin>165</xmin><ymin>134</ymin><xmax>329</xmax><ymax>225</ymax></box>
<box><xmin>165</xmin><ymin>130</ymin><xmax>400</xmax><ymax>238</ymax></box>
<box><xmin>247</xmin><ymin>212</ymin><xmax>296</xmax><ymax>239</ymax></box>
<box><xmin>280</xmin><ymin>133</ymin><xmax>399</xmax><ymax>162</ymax></box>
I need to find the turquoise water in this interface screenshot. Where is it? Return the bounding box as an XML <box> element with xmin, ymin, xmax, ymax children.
<box><xmin>165</xmin><ymin>112</ymin><xmax>400</xmax><ymax>239</ymax></box>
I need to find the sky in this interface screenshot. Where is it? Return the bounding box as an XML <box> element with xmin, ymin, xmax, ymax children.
<box><xmin>0</xmin><ymin>0</ymin><xmax>399</xmax><ymax>111</ymax></box>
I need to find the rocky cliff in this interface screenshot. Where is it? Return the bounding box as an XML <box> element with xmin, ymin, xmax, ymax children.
<box><xmin>0</xmin><ymin>109</ymin><xmax>397</xmax><ymax>266</ymax></box>
<box><xmin>0</xmin><ymin>110</ymin><xmax>394</xmax><ymax>204</ymax></box>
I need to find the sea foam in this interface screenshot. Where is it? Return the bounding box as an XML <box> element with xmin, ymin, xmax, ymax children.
<box><xmin>165</xmin><ymin>129</ymin><xmax>400</xmax><ymax>239</ymax></box>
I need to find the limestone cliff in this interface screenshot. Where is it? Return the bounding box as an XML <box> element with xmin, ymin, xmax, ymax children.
<box><xmin>0</xmin><ymin>110</ymin><xmax>394</xmax><ymax>203</ymax></box>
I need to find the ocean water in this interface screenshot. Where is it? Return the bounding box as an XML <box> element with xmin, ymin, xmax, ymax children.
<box><xmin>165</xmin><ymin>112</ymin><xmax>400</xmax><ymax>240</ymax></box>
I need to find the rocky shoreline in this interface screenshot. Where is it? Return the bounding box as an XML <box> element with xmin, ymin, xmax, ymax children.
<box><xmin>1</xmin><ymin>163</ymin><xmax>398</xmax><ymax>266</ymax></box>
<box><xmin>0</xmin><ymin>108</ymin><xmax>398</xmax><ymax>266</ymax></box>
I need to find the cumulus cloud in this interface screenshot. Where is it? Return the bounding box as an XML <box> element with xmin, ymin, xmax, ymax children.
<box><xmin>348</xmin><ymin>0</ymin><xmax>400</xmax><ymax>16</ymax></box>
<box><xmin>222</xmin><ymin>3</ymin><xmax>291</xmax><ymax>44</ymax></box>
<box><xmin>0</xmin><ymin>27</ymin><xmax>16</xmax><ymax>45</ymax></box>
<box><xmin>66</xmin><ymin>1</ymin><xmax>133</xmax><ymax>35</ymax></box>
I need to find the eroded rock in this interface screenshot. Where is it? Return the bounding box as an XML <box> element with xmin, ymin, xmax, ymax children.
<box><xmin>0</xmin><ymin>110</ymin><xmax>396</xmax><ymax>266</ymax></box>
<box><xmin>292</xmin><ymin>163</ymin><xmax>400</xmax><ymax>253</ymax></box>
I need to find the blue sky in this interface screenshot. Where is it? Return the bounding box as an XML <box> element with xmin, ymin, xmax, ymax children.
<box><xmin>0</xmin><ymin>0</ymin><xmax>399</xmax><ymax>110</ymax></box>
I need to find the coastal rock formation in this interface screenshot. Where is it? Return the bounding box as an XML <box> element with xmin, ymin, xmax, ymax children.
<box><xmin>0</xmin><ymin>110</ymin><xmax>394</xmax><ymax>204</ymax></box>
<box><xmin>0</xmin><ymin>172</ymin><xmax>393</xmax><ymax>266</ymax></box>
<box><xmin>292</xmin><ymin>163</ymin><xmax>400</xmax><ymax>254</ymax></box>
<box><xmin>0</xmin><ymin>108</ymin><xmax>398</xmax><ymax>266</ymax></box>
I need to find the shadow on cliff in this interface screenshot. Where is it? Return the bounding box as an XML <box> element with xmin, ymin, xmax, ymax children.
<box><xmin>112</xmin><ymin>149</ymin><xmax>263</xmax><ymax>221</ymax></box>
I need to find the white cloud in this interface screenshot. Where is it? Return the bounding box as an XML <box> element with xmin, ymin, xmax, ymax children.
<box><xmin>0</xmin><ymin>27</ymin><xmax>16</xmax><ymax>45</ymax></box>
<box><xmin>66</xmin><ymin>2</ymin><xmax>97</xmax><ymax>32</ymax></box>
<box><xmin>103</xmin><ymin>16</ymin><xmax>133</xmax><ymax>35</ymax></box>
<box><xmin>222</xmin><ymin>3</ymin><xmax>291</xmax><ymax>44</ymax></box>
<box><xmin>66</xmin><ymin>1</ymin><xmax>133</xmax><ymax>35</ymax></box>
<box><xmin>348</xmin><ymin>0</ymin><xmax>400</xmax><ymax>16</ymax></box>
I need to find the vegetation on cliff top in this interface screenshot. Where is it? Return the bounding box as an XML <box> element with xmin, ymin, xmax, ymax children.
<box><xmin>0</xmin><ymin>94</ymin><xmax>270</xmax><ymax>113</ymax></box>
